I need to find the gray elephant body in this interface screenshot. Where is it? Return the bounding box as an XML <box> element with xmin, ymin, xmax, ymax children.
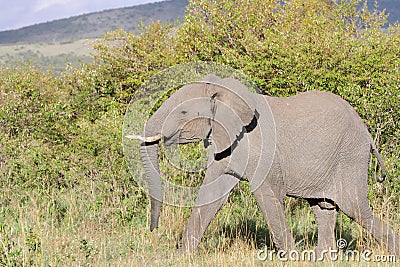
<box><xmin>268</xmin><ymin>91</ymin><xmax>371</xmax><ymax>200</ymax></box>
<box><xmin>133</xmin><ymin>75</ymin><xmax>399</xmax><ymax>257</ymax></box>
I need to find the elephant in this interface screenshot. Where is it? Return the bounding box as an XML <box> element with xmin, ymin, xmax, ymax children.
<box><xmin>127</xmin><ymin>74</ymin><xmax>399</xmax><ymax>257</ymax></box>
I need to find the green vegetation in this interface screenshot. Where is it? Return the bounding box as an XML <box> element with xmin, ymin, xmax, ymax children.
<box><xmin>0</xmin><ymin>0</ymin><xmax>399</xmax><ymax>265</ymax></box>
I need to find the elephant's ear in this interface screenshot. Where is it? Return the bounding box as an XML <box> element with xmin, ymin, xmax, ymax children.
<box><xmin>205</xmin><ymin>77</ymin><xmax>255</xmax><ymax>155</ymax></box>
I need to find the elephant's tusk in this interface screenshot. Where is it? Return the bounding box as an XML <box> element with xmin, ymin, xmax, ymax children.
<box><xmin>125</xmin><ymin>133</ymin><xmax>162</xmax><ymax>143</ymax></box>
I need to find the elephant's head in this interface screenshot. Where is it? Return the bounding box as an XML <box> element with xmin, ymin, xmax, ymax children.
<box><xmin>129</xmin><ymin>74</ymin><xmax>257</xmax><ymax>231</ymax></box>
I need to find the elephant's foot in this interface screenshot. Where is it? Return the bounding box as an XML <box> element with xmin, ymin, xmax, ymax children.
<box><xmin>175</xmin><ymin>246</ymin><xmax>189</xmax><ymax>255</ymax></box>
<box><xmin>176</xmin><ymin>234</ymin><xmax>201</xmax><ymax>254</ymax></box>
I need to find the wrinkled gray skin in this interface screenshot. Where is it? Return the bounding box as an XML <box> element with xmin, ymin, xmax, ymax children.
<box><xmin>137</xmin><ymin>74</ymin><xmax>399</xmax><ymax>257</ymax></box>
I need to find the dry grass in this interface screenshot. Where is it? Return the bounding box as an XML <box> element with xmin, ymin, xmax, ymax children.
<box><xmin>1</xmin><ymin>181</ymin><xmax>398</xmax><ymax>266</ymax></box>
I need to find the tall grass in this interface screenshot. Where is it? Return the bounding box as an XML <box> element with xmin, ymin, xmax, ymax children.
<box><xmin>1</xmin><ymin>182</ymin><xmax>398</xmax><ymax>265</ymax></box>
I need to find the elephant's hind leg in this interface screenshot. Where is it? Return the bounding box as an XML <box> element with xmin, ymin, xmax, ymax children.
<box><xmin>337</xmin><ymin>194</ymin><xmax>400</xmax><ymax>256</ymax></box>
<box><xmin>336</xmin><ymin>153</ymin><xmax>400</xmax><ymax>256</ymax></box>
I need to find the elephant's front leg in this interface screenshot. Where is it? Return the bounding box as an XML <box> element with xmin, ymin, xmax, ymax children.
<box><xmin>309</xmin><ymin>200</ymin><xmax>337</xmax><ymax>259</ymax></box>
<box><xmin>252</xmin><ymin>180</ymin><xmax>294</xmax><ymax>251</ymax></box>
<box><xmin>178</xmin><ymin>173</ymin><xmax>239</xmax><ymax>253</ymax></box>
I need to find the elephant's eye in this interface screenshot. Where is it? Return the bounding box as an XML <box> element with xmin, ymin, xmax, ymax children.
<box><xmin>181</xmin><ymin>111</ymin><xmax>187</xmax><ymax>115</ymax></box>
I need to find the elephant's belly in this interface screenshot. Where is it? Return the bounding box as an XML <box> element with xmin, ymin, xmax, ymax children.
<box><xmin>284</xmin><ymin>166</ymin><xmax>338</xmax><ymax>198</ymax></box>
<box><xmin>279</xmin><ymin>145</ymin><xmax>341</xmax><ymax>198</ymax></box>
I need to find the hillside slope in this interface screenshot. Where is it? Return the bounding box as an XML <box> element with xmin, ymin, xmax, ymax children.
<box><xmin>0</xmin><ymin>0</ymin><xmax>187</xmax><ymax>44</ymax></box>
<box><xmin>0</xmin><ymin>0</ymin><xmax>398</xmax><ymax>45</ymax></box>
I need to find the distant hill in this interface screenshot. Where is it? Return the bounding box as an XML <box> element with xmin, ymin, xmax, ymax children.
<box><xmin>0</xmin><ymin>0</ymin><xmax>397</xmax><ymax>72</ymax></box>
<box><xmin>0</xmin><ymin>0</ymin><xmax>188</xmax><ymax>44</ymax></box>
<box><xmin>0</xmin><ymin>0</ymin><xmax>398</xmax><ymax>45</ymax></box>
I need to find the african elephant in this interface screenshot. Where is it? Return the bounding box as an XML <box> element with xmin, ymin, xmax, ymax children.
<box><xmin>128</xmin><ymin>74</ymin><xmax>399</xmax><ymax>257</ymax></box>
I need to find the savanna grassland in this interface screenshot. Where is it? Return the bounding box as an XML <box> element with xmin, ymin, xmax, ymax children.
<box><xmin>0</xmin><ymin>0</ymin><xmax>188</xmax><ymax>73</ymax></box>
<box><xmin>1</xmin><ymin>0</ymin><xmax>399</xmax><ymax>266</ymax></box>
<box><xmin>0</xmin><ymin>40</ymin><xmax>94</xmax><ymax>73</ymax></box>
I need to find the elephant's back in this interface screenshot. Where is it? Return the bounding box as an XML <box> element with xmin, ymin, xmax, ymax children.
<box><xmin>266</xmin><ymin>90</ymin><xmax>350</xmax><ymax>119</ymax></box>
<box><xmin>266</xmin><ymin>90</ymin><xmax>370</xmax><ymax>137</ymax></box>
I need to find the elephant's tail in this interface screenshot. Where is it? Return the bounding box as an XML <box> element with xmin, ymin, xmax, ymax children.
<box><xmin>371</xmin><ymin>143</ymin><xmax>386</xmax><ymax>183</ymax></box>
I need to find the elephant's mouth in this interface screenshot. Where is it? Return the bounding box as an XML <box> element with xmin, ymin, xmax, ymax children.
<box><xmin>163</xmin><ymin>129</ymin><xmax>181</xmax><ymax>146</ymax></box>
<box><xmin>164</xmin><ymin>129</ymin><xmax>203</xmax><ymax>146</ymax></box>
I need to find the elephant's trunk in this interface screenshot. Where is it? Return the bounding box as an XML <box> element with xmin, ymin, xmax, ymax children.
<box><xmin>137</xmin><ymin>92</ymin><xmax>187</xmax><ymax>230</ymax></box>
<box><xmin>140</xmin><ymin>141</ymin><xmax>162</xmax><ymax>231</ymax></box>
<box><xmin>139</xmin><ymin>110</ymin><xmax>168</xmax><ymax>231</ymax></box>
